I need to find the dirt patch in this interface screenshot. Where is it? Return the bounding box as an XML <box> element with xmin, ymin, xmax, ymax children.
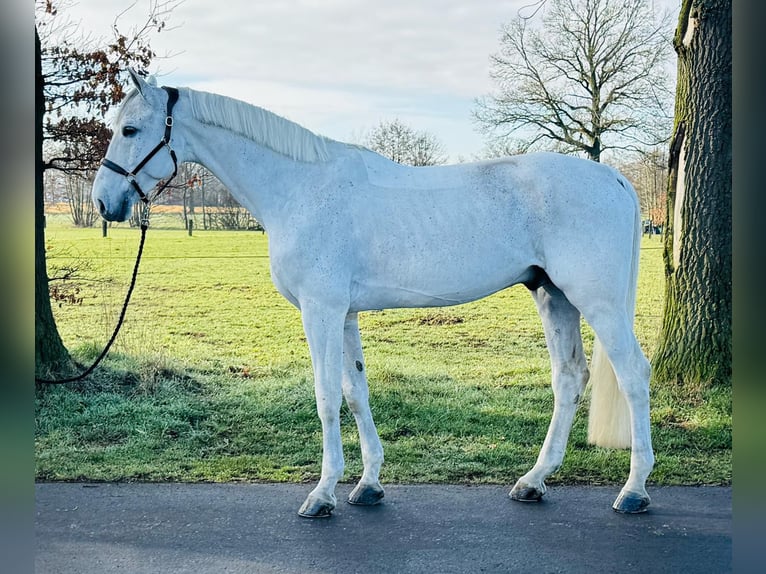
<box><xmin>415</xmin><ymin>313</ymin><xmax>465</xmax><ymax>326</ymax></box>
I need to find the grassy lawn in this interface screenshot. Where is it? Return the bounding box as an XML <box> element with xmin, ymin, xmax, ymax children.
<box><xmin>36</xmin><ymin>215</ymin><xmax>731</xmax><ymax>486</ymax></box>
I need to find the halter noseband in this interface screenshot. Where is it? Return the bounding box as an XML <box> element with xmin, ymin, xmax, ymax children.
<box><xmin>100</xmin><ymin>86</ymin><xmax>180</xmax><ymax>204</ymax></box>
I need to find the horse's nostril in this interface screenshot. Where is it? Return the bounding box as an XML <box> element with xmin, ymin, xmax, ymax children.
<box><xmin>97</xmin><ymin>199</ymin><xmax>106</xmax><ymax>215</ymax></box>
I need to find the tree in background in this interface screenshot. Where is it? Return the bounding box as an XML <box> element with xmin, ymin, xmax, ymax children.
<box><xmin>651</xmin><ymin>0</ymin><xmax>731</xmax><ymax>391</ymax></box>
<box><xmin>365</xmin><ymin>119</ymin><xmax>447</xmax><ymax>166</ymax></box>
<box><xmin>35</xmin><ymin>0</ymin><xmax>179</xmax><ymax>377</ymax></box>
<box><xmin>617</xmin><ymin>149</ymin><xmax>668</xmax><ymax>236</ymax></box>
<box><xmin>474</xmin><ymin>0</ymin><xmax>673</xmax><ymax>162</ymax></box>
<box><xmin>61</xmin><ymin>172</ymin><xmax>100</xmax><ymax>227</ymax></box>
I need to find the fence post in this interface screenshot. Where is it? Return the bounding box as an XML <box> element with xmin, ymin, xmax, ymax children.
<box><xmin>102</xmin><ymin>219</ymin><xmax>108</xmax><ymax>237</ymax></box>
<box><xmin>188</xmin><ymin>219</ymin><xmax>193</xmax><ymax>236</ymax></box>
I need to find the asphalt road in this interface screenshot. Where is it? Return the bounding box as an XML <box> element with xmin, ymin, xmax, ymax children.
<box><xmin>35</xmin><ymin>483</ymin><xmax>731</xmax><ymax>573</ymax></box>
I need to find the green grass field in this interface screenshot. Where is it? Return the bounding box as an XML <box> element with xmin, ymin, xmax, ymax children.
<box><xmin>36</xmin><ymin>215</ymin><xmax>731</xmax><ymax>487</ymax></box>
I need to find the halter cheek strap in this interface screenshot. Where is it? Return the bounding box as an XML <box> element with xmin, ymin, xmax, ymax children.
<box><xmin>100</xmin><ymin>86</ymin><xmax>180</xmax><ymax>204</ymax></box>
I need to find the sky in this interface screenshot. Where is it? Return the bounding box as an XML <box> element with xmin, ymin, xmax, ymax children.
<box><xmin>60</xmin><ymin>0</ymin><xmax>679</xmax><ymax>163</ymax></box>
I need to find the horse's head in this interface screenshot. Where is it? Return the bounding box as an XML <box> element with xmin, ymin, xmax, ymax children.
<box><xmin>92</xmin><ymin>70</ymin><xmax>181</xmax><ymax>221</ymax></box>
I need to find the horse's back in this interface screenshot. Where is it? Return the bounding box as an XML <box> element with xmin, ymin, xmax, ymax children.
<box><xmin>353</xmin><ymin>150</ymin><xmax>637</xmax><ymax>254</ymax></box>
<box><xmin>360</xmin><ymin>150</ymin><xmax>634</xmax><ymax>214</ymax></box>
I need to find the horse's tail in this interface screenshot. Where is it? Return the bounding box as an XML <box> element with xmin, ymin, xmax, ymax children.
<box><xmin>586</xmin><ymin>174</ymin><xmax>641</xmax><ymax>449</ymax></box>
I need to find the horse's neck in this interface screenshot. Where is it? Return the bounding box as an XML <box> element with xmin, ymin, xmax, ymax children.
<box><xmin>181</xmin><ymin>118</ymin><xmax>333</xmax><ymax>230</ymax></box>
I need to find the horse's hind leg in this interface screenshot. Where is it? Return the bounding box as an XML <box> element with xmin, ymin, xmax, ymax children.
<box><xmin>342</xmin><ymin>313</ymin><xmax>385</xmax><ymax>506</ymax></box>
<box><xmin>586</xmin><ymin>312</ymin><xmax>654</xmax><ymax>513</ymax></box>
<box><xmin>510</xmin><ymin>283</ymin><xmax>589</xmax><ymax>502</ymax></box>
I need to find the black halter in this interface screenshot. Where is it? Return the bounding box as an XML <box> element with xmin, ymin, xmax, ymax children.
<box><xmin>100</xmin><ymin>86</ymin><xmax>180</xmax><ymax>204</ymax></box>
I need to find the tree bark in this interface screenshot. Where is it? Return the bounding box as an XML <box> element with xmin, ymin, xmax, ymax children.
<box><xmin>35</xmin><ymin>27</ymin><xmax>72</xmax><ymax>377</ymax></box>
<box><xmin>651</xmin><ymin>0</ymin><xmax>731</xmax><ymax>390</ymax></box>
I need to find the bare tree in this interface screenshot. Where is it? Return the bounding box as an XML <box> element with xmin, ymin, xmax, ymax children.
<box><xmin>474</xmin><ymin>0</ymin><xmax>674</xmax><ymax>162</ymax></box>
<box><xmin>204</xmin><ymin>186</ymin><xmax>263</xmax><ymax>231</ymax></box>
<box><xmin>65</xmin><ymin>172</ymin><xmax>99</xmax><ymax>227</ymax></box>
<box><xmin>365</xmin><ymin>119</ymin><xmax>447</xmax><ymax>166</ymax></box>
<box><xmin>617</xmin><ymin>149</ymin><xmax>668</xmax><ymax>236</ymax></box>
<box><xmin>175</xmin><ymin>163</ymin><xmax>200</xmax><ymax>230</ymax></box>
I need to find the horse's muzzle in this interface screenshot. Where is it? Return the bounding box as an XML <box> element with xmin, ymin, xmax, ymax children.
<box><xmin>95</xmin><ymin>196</ymin><xmax>132</xmax><ymax>222</ymax></box>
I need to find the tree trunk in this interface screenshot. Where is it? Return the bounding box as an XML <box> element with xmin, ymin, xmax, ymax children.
<box><xmin>651</xmin><ymin>0</ymin><xmax>731</xmax><ymax>390</ymax></box>
<box><xmin>35</xmin><ymin>27</ymin><xmax>72</xmax><ymax>377</ymax></box>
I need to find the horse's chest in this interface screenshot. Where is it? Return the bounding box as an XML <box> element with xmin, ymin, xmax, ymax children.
<box><xmin>267</xmin><ymin>233</ymin><xmax>351</xmax><ymax>307</ymax></box>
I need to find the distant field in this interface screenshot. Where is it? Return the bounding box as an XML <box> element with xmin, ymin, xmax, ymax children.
<box><xmin>47</xmin><ymin>202</ymin><xmax>189</xmax><ymax>214</ymax></box>
<box><xmin>36</xmin><ymin>218</ymin><xmax>731</xmax><ymax>487</ymax></box>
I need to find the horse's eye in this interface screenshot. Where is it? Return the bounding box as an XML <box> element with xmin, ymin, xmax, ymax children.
<box><xmin>122</xmin><ymin>126</ymin><xmax>138</xmax><ymax>137</ymax></box>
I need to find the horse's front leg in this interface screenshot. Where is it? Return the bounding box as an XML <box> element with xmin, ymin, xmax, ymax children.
<box><xmin>298</xmin><ymin>302</ymin><xmax>347</xmax><ymax>518</ymax></box>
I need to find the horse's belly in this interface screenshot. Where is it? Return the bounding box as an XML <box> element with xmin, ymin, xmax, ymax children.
<box><xmin>349</xmin><ymin>284</ymin><xmax>502</xmax><ymax>312</ymax></box>
<box><xmin>349</xmin><ymin>258</ymin><xmax>529</xmax><ymax>312</ymax></box>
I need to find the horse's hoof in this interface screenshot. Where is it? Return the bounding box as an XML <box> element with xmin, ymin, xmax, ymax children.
<box><xmin>612</xmin><ymin>490</ymin><xmax>650</xmax><ymax>513</ymax></box>
<box><xmin>348</xmin><ymin>483</ymin><xmax>385</xmax><ymax>506</ymax></box>
<box><xmin>298</xmin><ymin>496</ymin><xmax>335</xmax><ymax>518</ymax></box>
<box><xmin>509</xmin><ymin>482</ymin><xmax>546</xmax><ymax>502</ymax></box>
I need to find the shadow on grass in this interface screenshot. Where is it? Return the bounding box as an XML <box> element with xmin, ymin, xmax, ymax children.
<box><xmin>35</xmin><ymin>358</ymin><xmax>731</xmax><ymax>486</ymax></box>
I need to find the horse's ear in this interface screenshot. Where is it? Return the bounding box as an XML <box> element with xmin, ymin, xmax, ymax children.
<box><xmin>127</xmin><ymin>68</ymin><xmax>152</xmax><ymax>97</ymax></box>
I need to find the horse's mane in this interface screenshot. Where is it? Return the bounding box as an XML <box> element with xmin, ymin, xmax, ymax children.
<box><xmin>185</xmin><ymin>88</ymin><xmax>332</xmax><ymax>163</ymax></box>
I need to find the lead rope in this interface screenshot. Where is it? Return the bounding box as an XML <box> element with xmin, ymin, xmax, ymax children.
<box><xmin>35</xmin><ymin>205</ymin><xmax>151</xmax><ymax>385</ymax></box>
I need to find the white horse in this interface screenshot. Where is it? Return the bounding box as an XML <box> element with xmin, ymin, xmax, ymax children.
<box><xmin>92</xmin><ymin>71</ymin><xmax>654</xmax><ymax>517</ymax></box>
